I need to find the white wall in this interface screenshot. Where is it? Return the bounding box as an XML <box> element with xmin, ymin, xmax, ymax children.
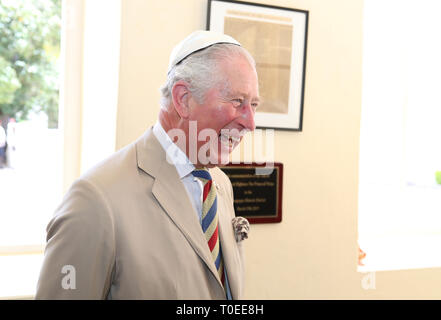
<box><xmin>81</xmin><ymin>0</ymin><xmax>121</xmax><ymax>173</ymax></box>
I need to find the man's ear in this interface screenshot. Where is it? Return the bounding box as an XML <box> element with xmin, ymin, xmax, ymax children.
<box><xmin>171</xmin><ymin>80</ymin><xmax>191</xmax><ymax>119</ymax></box>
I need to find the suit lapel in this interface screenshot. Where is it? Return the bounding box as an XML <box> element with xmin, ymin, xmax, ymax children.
<box><xmin>214</xmin><ymin>176</ymin><xmax>243</xmax><ymax>300</ymax></box>
<box><xmin>135</xmin><ymin>129</ymin><xmax>224</xmax><ymax>290</ymax></box>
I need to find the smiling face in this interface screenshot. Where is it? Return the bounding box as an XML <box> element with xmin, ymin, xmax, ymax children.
<box><xmin>187</xmin><ymin>54</ymin><xmax>260</xmax><ymax>167</ymax></box>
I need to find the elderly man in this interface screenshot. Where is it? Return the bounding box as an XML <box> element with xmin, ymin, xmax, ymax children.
<box><xmin>36</xmin><ymin>30</ymin><xmax>259</xmax><ymax>299</ymax></box>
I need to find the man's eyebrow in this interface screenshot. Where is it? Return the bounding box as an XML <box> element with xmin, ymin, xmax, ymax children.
<box><xmin>229</xmin><ymin>91</ymin><xmax>260</xmax><ymax>102</ymax></box>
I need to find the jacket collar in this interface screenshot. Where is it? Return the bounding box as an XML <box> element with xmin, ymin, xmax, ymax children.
<box><xmin>135</xmin><ymin>128</ymin><xmax>228</xmax><ymax>294</ymax></box>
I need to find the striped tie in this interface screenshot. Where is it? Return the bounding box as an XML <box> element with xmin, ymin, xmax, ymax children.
<box><xmin>192</xmin><ymin>169</ymin><xmax>226</xmax><ymax>288</ymax></box>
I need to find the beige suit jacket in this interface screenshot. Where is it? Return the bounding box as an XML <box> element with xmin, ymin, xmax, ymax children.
<box><xmin>35</xmin><ymin>128</ymin><xmax>245</xmax><ymax>299</ymax></box>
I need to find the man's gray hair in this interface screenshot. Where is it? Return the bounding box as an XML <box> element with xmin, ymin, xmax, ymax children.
<box><xmin>159</xmin><ymin>43</ymin><xmax>256</xmax><ymax>109</ymax></box>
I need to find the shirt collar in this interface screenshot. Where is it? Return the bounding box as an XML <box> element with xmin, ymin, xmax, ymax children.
<box><xmin>152</xmin><ymin>121</ymin><xmax>195</xmax><ymax>179</ymax></box>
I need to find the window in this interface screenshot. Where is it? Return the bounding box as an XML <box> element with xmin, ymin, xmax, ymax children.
<box><xmin>0</xmin><ymin>0</ymin><xmax>62</xmax><ymax>298</ymax></box>
<box><xmin>358</xmin><ymin>0</ymin><xmax>441</xmax><ymax>271</ymax></box>
<box><xmin>0</xmin><ymin>0</ymin><xmax>121</xmax><ymax>298</ymax></box>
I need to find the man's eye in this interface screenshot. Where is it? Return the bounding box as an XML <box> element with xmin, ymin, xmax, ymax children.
<box><xmin>251</xmin><ymin>102</ymin><xmax>259</xmax><ymax>109</ymax></box>
<box><xmin>231</xmin><ymin>99</ymin><xmax>243</xmax><ymax>107</ymax></box>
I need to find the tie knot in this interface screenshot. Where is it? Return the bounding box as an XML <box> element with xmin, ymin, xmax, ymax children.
<box><xmin>191</xmin><ymin>168</ymin><xmax>212</xmax><ymax>181</ymax></box>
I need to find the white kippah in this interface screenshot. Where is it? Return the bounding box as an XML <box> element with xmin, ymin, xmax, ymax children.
<box><xmin>167</xmin><ymin>30</ymin><xmax>241</xmax><ymax>74</ymax></box>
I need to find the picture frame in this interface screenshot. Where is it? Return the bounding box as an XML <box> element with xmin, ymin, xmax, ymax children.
<box><xmin>219</xmin><ymin>162</ymin><xmax>283</xmax><ymax>224</ymax></box>
<box><xmin>207</xmin><ymin>0</ymin><xmax>308</xmax><ymax>131</ymax></box>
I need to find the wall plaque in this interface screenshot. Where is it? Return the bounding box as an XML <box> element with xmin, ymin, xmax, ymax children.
<box><xmin>219</xmin><ymin>162</ymin><xmax>283</xmax><ymax>223</ymax></box>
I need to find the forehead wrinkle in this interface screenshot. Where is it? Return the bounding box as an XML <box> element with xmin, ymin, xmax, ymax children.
<box><xmin>216</xmin><ymin>57</ymin><xmax>259</xmax><ymax>101</ymax></box>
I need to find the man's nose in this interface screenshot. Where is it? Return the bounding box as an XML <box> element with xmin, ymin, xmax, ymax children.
<box><xmin>239</xmin><ymin>102</ymin><xmax>256</xmax><ymax>131</ymax></box>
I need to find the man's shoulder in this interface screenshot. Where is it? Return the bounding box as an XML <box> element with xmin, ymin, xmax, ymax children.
<box><xmin>82</xmin><ymin>142</ymin><xmax>136</xmax><ymax>180</ymax></box>
<box><xmin>79</xmin><ymin>128</ymin><xmax>156</xmax><ymax>188</ymax></box>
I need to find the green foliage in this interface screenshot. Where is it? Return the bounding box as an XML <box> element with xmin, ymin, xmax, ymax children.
<box><xmin>436</xmin><ymin>171</ymin><xmax>441</xmax><ymax>185</ymax></box>
<box><xmin>0</xmin><ymin>0</ymin><xmax>61</xmax><ymax>128</ymax></box>
<box><xmin>0</xmin><ymin>55</ymin><xmax>21</xmax><ymax>104</ymax></box>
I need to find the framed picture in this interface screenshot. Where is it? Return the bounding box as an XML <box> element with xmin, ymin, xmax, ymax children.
<box><xmin>207</xmin><ymin>0</ymin><xmax>308</xmax><ymax>131</ymax></box>
<box><xmin>219</xmin><ymin>162</ymin><xmax>283</xmax><ymax>224</ymax></box>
